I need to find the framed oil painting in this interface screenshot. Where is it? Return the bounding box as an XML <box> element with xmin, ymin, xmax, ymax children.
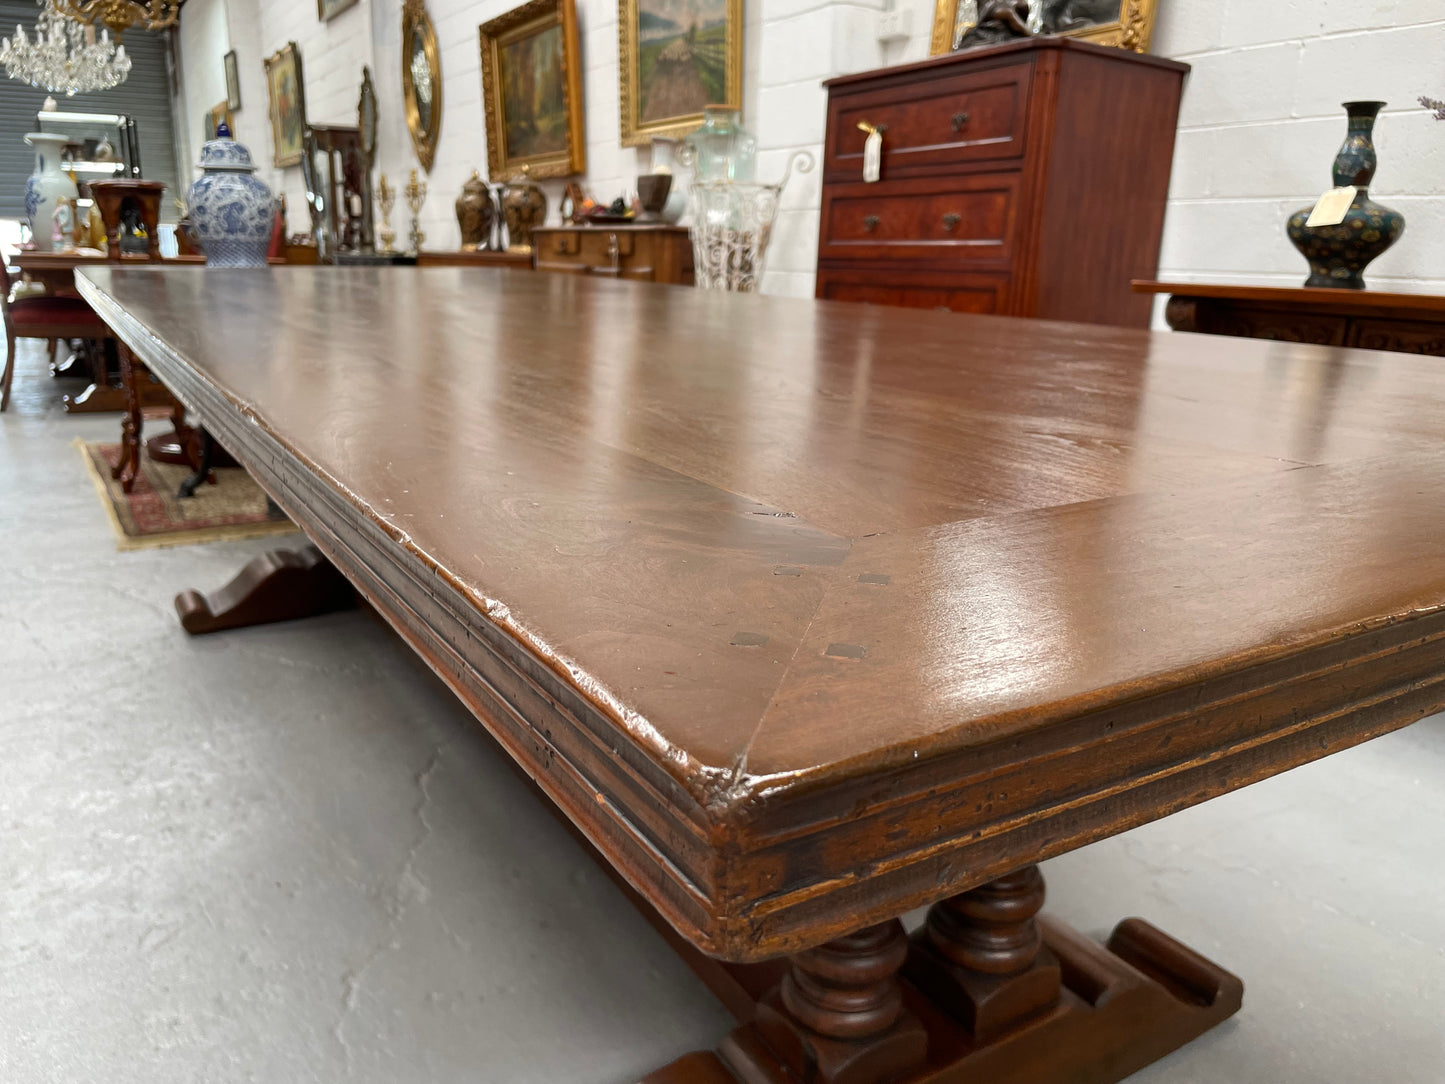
<box><xmin>618</xmin><ymin>0</ymin><xmax>741</xmax><ymax>146</ymax></box>
<box><xmin>929</xmin><ymin>0</ymin><xmax>1160</xmax><ymax>56</ymax></box>
<box><xmin>318</xmin><ymin>0</ymin><xmax>360</xmax><ymax>20</ymax></box>
<box><xmin>264</xmin><ymin>42</ymin><xmax>307</xmax><ymax>168</ymax></box>
<box><xmin>480</xmin><ymin>0</ymin><xmax>586</xmax><ymax>178</ymax></box>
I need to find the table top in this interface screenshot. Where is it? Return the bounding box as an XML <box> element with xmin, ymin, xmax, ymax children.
<box><xmin>1133</xmin><ymin>278</ymin><xmax>1445</xmax><ymax>314</ymax></box>
<box><xmin>14</xmin><ymin>249</ymin><xmax>206</xmax><ymax>269</ymax></box>
<box><xmin>77</xmin><ymin>266</ymin><xmax>1445</xmax><ymax>961</ymax></box>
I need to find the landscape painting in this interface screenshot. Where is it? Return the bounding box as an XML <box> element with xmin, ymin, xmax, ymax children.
<box><xmin>502</xmin><ymin>24</ymin><xmax>567</xmax><ymax>159</ymax></box>
<box><xmin>480</xmin><ymin>0</ymin><xmax>586</xmax><ymax>178</ymax></box>
<box><xmin>620</xmin><ymin>0</ymin><xmax>740</xmax><ymax>144</ymax></box>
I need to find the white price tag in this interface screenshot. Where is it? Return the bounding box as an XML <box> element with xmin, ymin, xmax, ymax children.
<box><xmin>862</xmin><ymin>129</ymin><xmax>882</xmax><ymax>184</ymax></box>
<box><xmin>1305</xmin><ymin>186</ymin><xmax>1358</xmax><ymax>228</ymax></box>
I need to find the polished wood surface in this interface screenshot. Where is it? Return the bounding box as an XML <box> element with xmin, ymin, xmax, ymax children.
<box><xmin>817</xmin><ymin>39</ymin><xmax>1187</xmax><ymax>327</ymax></box>
<box><xmin>78</xmin><ymin>267</ymin><xmax>1445</xmax><ymax>965</ymax></box>
<box><xmin>1135</xmin><ymin>279</ymin><xmax>1445</xmax><ymax>355</ymax></box>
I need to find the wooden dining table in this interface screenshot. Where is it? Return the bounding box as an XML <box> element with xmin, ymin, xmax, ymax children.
<box><xmin>13</xmin><ymin>248</ymin><xmax>203</xmax><ymax>413</ymax></box>
<box><xmin>76</xmin><ymin>265</ymin><xmax>1445</xmax><ymax>1084</ymax></box>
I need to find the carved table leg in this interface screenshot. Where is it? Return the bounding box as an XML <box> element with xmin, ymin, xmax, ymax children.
<box><xmin>645</xmin><ymin>865</ymin><xmax>1243</xmax><ymax>1084</ymax></box>
<box><xmin>174</xmin><ymin>545</ymin><xmax>356</xmax><ymax>635</ymax></box>
<box><xmin>178</xmin><ymin>428</ymin><xmax>216</xmax><ymax>499</ymax></box>
<box><xmin>111</xmin><ymin>343</ymin><xmax>143</xmax><ymax>493</ymax></box>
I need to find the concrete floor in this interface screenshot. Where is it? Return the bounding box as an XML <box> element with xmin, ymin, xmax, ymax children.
<box><xmin>1</xmin><ymin>340</ymin><xmax>1442</xmax><ymax>1083</ymax></box>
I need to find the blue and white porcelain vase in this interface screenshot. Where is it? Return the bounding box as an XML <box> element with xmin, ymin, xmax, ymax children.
<box><xmin>186</xmin><ymin>125</ymin><xmax>276</xmax><ymax>267</ymax></box>
<box><xmin>23</xmin><ymin>132</ymin><xmax>77</xmax><ymax>253</ymax></box>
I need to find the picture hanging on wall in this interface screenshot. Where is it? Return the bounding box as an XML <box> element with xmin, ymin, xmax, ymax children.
<box><xmin>205</xmin><ymin>101</ymin><xmax>234</xmax><ymax>141</ymax></box>
<box><xmin>929</xmin><ymin>0</ymin><xmax>1160</xmax><ymax>55</ymax></box>
<box><xmin>618</xmin><ymin>0</ymin><xmax>741</xmax><ymax>146</ymax></box>
<box><xmin>264</xmin><ymin>41</ymin><xmax>308</xmax><ymax>168</ymax></box>
<box><xmin>479</xmin><ymin>0</ymin><xmax>586</xmax><ymax>179</ymax></box>
<box><xmin>318</xmin><ymin>0</ymin><xmax>361</xmax><ymax>20</ymax></box>
<box><xmin>224</xmin><ymin>49</ymin><xmax>241</xmax><ymax>111</ymax></box>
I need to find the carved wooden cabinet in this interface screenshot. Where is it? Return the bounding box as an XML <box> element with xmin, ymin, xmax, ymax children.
<box><xmin>533</xmin><ymin>225</ymin><xmax>693</xmax><ymax>284</ymax></box>
<box><xmin>815</xmin><ymin>38</ymin><xmax>1188</xmax><ymax>328</ymax></box>
<box><xmin>1136</xmin><ymin>280</ymin><xmax>1445</xmax><ymax>356</ymax></box>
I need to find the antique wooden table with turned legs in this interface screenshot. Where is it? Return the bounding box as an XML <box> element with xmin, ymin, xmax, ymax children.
<box><xmin>77</xmin><ymin>266</ymin><xmax>1445</xmax><ymax>1084</ymax></box>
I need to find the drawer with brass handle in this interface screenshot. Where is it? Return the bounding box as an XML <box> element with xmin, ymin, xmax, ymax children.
<box><xmin>827</xmin><ymin>62</ymin><xmax>1030</xmax><ymax>178</ymax></box>
<box><xmin>819</xmin><ymin>173</ymin><xmax>1021</xmax><ymax>265</ymax></box>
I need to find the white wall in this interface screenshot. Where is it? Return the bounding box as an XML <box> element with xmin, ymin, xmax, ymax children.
<box><xmin>174</xmin><ymin>0</ymin><xmax>1445</xmax><ymax>302</ymax></box>
<box><xmin>1146</xmin><ymin>1</ymin><xmax>1445</xmax><ymax>313</ymax></box>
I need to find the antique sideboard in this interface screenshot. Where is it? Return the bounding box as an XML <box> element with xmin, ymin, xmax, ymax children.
<box><xmin>1135</xmin><ymin>280</ymin><xmax>1445</xmax><ymax>355</ymax></box>
<box><xmin>533</xmin><ymin>224</ymin><xmax>693</xmax><ymax>284</ymax></box>
<box><xmin>815</xmin><ymin>38</ymin><xmax>1187</xmax><ymax>327</ymax></box>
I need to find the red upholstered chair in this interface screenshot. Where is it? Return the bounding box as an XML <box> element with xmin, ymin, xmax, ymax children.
<box><xmin>1</xmin><ymin>257</ymin><xmax>113</xmax><ymax>412</ymax></box>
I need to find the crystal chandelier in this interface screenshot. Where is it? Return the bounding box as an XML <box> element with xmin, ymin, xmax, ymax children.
<box><xmin>0</xmin><ymin>0</ymin><xmax>132</xmax><ymax>95</ymax></box>
<box><xmin>53</xmin><ymin>0</ymin><xmax>179</xmax><ymax>37</ymax></box>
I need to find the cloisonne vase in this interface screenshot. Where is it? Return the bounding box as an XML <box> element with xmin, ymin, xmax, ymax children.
<box><xmin>23</xmin><ymin>132</ymin><xmax>77</xmax><ymax>253</ymax></box>
<box><xmin>185</xmin><ymin>124</ymin><xmax>276</xmax><ymax>267</ymax></box>
<box><xmin>1286</xmin><ymin>101</ymin><xmax>1404</xmax><ymax>290</ymax></box>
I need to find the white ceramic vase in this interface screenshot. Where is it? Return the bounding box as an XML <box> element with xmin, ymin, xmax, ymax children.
<box><xmin>24</xmin><ymin>132</ymin><xmax>77</xmax><ymax>253</ymax></box>
<box><xmin>186</xmin><ymin>126</ymin><xmax>276</xmax><ymax>267</ymax></box>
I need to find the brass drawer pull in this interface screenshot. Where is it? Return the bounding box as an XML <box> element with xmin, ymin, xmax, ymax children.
<box><xmin>941</xmin><ymin>213</ymin><xmax>961</xmax><ymax>231</ymax></box>
<box><xmin>863</xmin><ymin>214</ymin><xmax>880</xmax><ymax>233</ymax></box>
<box><xmin>952</xmin><ymin>112</ymin><xmax>970</xmax><ymax>132</ymax></box>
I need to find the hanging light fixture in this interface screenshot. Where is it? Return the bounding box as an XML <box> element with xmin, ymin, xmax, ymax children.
<box><xmin>0</xmin><ymin>0</ymin><xmax>132</xmax><ymax>95</ymax></box>
<box><xmin>52</xmin><ymin>0</ymin><xmax>179</xmax><ymax>37</ymax></box>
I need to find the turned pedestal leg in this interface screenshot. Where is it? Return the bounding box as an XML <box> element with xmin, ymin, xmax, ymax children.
<box><xmin>645</xmin><ymin>865</ymin><xmax>1243</xmax><ymax>1084</ymax></box>
<box><xmin>904</xmin><ymin>864</ymin><xmax>1060</xmax><ymax>1040</ymax></box>
<box><xmin>175</xmin><ymin>544</ymin><xmax>356</xmax><ymax>635</ymax></box>
<box><xmin>732</xmin><ymin>920</ymin><xmax>928</xmax><ymax>1084</ymax></box>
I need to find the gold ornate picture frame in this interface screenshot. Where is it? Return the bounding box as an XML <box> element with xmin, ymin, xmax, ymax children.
<box><xmin>480</xmin><ymin>0</ymin><xmax>586</xmax><ymax>179</ymax></box>
<box><xmin>402</xmin><ymin>0</ymin><xmax>443</xmax><ymax>172</ymax></box>
<box><xmin>929</xmin><ymin>0</ymin><xmax>1159</xmax><ymax>56</ymax></box>
<box><xmin>618</xmin><ymin>0</ymin><xmax>742</xmax><ymax>146</ymax></box>
<box><xmin>263</xmin><ymin>41</ymin><xmax>307</xmax><ymax>168</ymax></box>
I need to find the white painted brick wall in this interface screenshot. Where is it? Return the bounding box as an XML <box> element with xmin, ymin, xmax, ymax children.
<box><xmin>175</xmin><ymin>1</ymin><xmax>1445</xmax><ymax>307</ymax></box>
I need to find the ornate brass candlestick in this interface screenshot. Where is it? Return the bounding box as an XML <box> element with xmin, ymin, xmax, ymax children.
<box><xmin>375</xmin><ymin>173</ymin><xmax>397</xmax><ymax>254</ymax></box>
<box><xmin>403</xmin><ymin>167</ymin><xmax>427</xmax><ymax>255</ymax></box>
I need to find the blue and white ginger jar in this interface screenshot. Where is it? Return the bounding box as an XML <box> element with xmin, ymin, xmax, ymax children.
<box><xmin>186</xmin><ymin>125</ymin><xmax>276</xmax><ymax>267</ymax></box>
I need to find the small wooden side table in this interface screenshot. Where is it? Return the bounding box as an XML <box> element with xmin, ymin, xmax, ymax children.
<box><xmin>1133</xmin><ymin>280</ymin><xmax>1445</xmax><ymax>355</ymax></box>
<box><xmin>532</xmin><ymin>224</ymin><xmax>692</xmax><ymax>284</ymax></box>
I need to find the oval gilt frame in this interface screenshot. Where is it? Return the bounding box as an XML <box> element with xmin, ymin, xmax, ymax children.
<box><xmin>402</xmin><ymin>0</ymin><xmax>442</xmax><ymax>172</ymax></box>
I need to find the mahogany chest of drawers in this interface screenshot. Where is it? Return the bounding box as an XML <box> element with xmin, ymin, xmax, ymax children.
<box><xmin>533</xmin><ymin>225</ymin><xmax>694</xmax><ymax>285</ymax></box>
<box><xmin>815</xmin><ymin>38</ymin><xmax>1188</xmax><ymax>328</ymax></box>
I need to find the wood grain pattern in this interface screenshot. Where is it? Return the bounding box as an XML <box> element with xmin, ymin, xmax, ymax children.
<box><xmin>77</xmin><ymin>266</ymin><xmax>1445</xmax><ymax>962</ymax></box>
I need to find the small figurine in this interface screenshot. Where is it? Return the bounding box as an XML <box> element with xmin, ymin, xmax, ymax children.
<box><xmin>956</xmin><ymin>0</ymin><xmax>1035</xmax><ymax>49</ymax></box>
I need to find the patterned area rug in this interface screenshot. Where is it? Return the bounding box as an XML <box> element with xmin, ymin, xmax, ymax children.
<box><xmin>78</xmin><ymin>439</ymin><xmax>297</xmax><ymax>551</ymax></box>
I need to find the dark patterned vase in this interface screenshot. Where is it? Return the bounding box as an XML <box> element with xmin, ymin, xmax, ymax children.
<box><xmin>1286</xmin><ymin>101</ymin><xmax>1404</xmax><ymax>290</ymax></box>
